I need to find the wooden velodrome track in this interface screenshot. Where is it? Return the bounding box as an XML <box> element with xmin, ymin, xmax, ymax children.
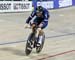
<box><xmin>0</xmin><ymin>6</ymin><xmax>75</xmax><ymax>60</ymax></box>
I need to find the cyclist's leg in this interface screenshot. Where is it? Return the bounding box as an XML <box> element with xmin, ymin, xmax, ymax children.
<box><xmin>38</xmin><ymin>21</ymin><xmax>47</xmax><ymax>35</ymax></box>
<box><xmin>36</xmin><ymin>22</ymin><xmax>47</xmax><ymax>46</ymax></box>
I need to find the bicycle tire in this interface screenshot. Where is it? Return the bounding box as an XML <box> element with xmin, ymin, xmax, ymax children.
<box><xmin>36</xmin><ymin>33</ymin><xmax>45</xmax><ymax>53</ymax></box>
<box><xmin>25</xmin><ymin>33</ymin><xmax>34</xmax><ymax>56</ymax></box>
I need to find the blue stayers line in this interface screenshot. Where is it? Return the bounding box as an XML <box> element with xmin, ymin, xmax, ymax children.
<box><xmin>0</xmin><ymin>33</ymin><xmax>75</xmax><ymax>45</ymax></box>
<box><xmin>46</xmin><ymin>33</ymin><xmax>75</xmax><ymax>38</ymax></box>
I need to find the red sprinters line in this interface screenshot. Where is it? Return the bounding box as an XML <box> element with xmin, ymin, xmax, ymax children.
<box><xmin>37</xmin><ymin>50</ymin><xmax>75</xmax><ymax>60</ymax></box>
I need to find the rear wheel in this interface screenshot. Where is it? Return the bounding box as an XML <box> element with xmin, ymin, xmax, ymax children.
<box><xmin>36</xmin><ymin>33</ymin><xmax>45</xmax><ymax>53</ymax></box>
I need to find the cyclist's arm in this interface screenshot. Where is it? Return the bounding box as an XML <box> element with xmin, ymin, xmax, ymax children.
<box><xmin>26</xmin><ymin>10</ymin><xmax>36</xmax><ymax>24</ymax></box>
<box><xmin>41</xmin><ymin>11</ymin><xmax>49</xmax><ymax>26</ymax></box>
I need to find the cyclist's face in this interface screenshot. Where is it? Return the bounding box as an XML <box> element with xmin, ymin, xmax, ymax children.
<box><xmin>37</xmin><ymin>12</ymin><xmax>42</xmax><ymax>17</ymax></box>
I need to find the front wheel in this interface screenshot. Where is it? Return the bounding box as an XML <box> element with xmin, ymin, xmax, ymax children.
<box><xmin>36</xmin><ymin>34</ymin><xmax>45</xmax><ymax>53</ymax></box>
<box><xmin>25</xmin><ymin>33</ymin><xmax>34</xmax><ymax>56</ymax></box>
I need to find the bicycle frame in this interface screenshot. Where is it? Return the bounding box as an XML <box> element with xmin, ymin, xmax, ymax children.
<box><xmin>25</xmin><ymin>23</ymin><xmax>45</xmax><ymax>55</ymax></box>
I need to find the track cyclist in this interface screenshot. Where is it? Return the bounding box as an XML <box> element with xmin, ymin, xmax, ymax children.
<box><xmin>24</xmin><ymin>6</ymin><xmax>50</xmax><ymax>47</ymax></box>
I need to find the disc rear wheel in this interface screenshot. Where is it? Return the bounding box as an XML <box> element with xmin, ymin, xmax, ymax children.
<box><xmin>36</xmin><ymin>34</ymin><xmax>45</xmax><ymax>53</ymax></box>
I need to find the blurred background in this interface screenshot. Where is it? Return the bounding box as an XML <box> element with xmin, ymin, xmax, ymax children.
<box><xmin>0</xmin><ymin>0</ymin><xmax>75</xmax><ymax>60</ymax></box>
